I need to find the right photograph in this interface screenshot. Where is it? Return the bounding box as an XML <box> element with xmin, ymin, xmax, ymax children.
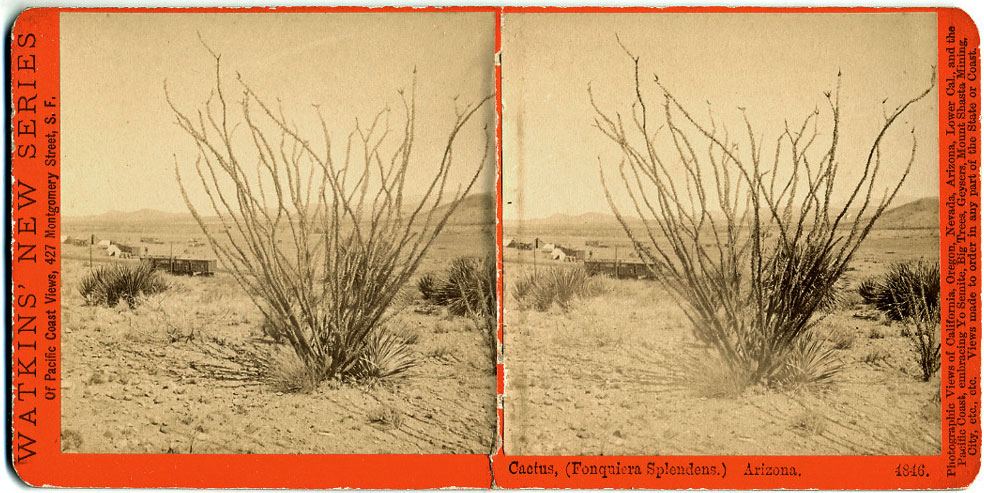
<box><xmin>502</xmin><ymin>13</ymin><xmax>941</xmax><ymax>455</ymax></box>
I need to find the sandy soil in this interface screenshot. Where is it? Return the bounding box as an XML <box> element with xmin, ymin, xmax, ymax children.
<box><xmin>504</xmin><ymin>228</ymin><xmax>941</xmax><ymax>456</ymax></box>
<box><xmin>60</xmin><ymin>255</ymin><xmax>496</xmax><ymax>454</ymax></box>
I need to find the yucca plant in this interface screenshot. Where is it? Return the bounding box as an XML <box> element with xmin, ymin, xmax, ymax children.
<box><xmin>419</xmin><ymin>257</ymin><xmax>496</xmax><ymax>317</ymax></box>
<box><xmin>417</xmin><ymin>273</ymin><xmax>442</xmax><ymax>304</ymax></box>
<box><xmin>772</xmin><ymin>329</ymin><xmax>846</xmax><ymax>388</ymax></box>
<box><xmin>512</xmin><ymin>266</ymin><xmax>602</xmax><ymax>312</ymax></box>
<box><xmin>356</xmin><ymin>328</ymin><xmax>418</xmax><ymax>380</ymax></box>
<box><xmin>859</xmin><ymin>260</ymin><xmax>940</xmax><ymax>320</ymax></box>
<box><xmin>79</xmin><ymin>263</ymin><xmax>168</xmax><ymax>308</ymax></box>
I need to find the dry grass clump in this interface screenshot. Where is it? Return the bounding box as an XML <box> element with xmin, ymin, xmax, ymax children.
<box><xmin>367</xmin><ymin>404</ymin><xmax>404</xmax><ymax>430</ymax></box>
<box><xmin>265</xmin><ymin>348</ymin><xmax>320</xmax><ymax>393</ymax></box>
<box><xmin>905</xmin><ymin>296</ymin><xmax>941</xmax><ymax>381</ymax></box>
<box><xmin>426</xmin><ymin>342</ymin><xmax>456</xmax><ymax>361</ymax></box>
<box><xmin>858</xmin><ymin>260</ymin><xmax>940</xmax><ymax>320</ymax></box>
<box><xmin>828</xmin><ymin>327</ymin><xmax>856</xmax><ymax>350</ymax></box>
<box><xmin>512</xmin><ymin>266</ymin><xmax>603</xmax><ymax>312</ymax></box>
<box><xmin>790</xmin><ymin>409</ymin><xmax>827</xmax><ymax>436</ymax></box>
<box><xmin>79</xmin><ymin>263</ymin><xmax>168</xmax><ymax>308</ymax></box>
<box><xmin>861</xmin><ymin>347</ymin><xmax>892</xmax><ymax>366</ymax></box>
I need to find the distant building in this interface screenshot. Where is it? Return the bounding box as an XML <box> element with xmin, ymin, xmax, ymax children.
<box><xmin>97</xmin><ymin>239</ymin><xmax>112</xmax><ymax>249</ymax></box>
<box><xmin>141</xmin><ymin>255</ymin><xmax>216</xmax><ymax>276</ymax></box>
<box><xmin>62</xmin><ymin>236</ymin><xmax>89</xmax><ymax>247</ymax></box>
<box><xmin>116</xmin><ymin>244</ymin><xmax>147</xmax><ymax>256</ymax></box>
<box><xmin>550</xmin><ymin>248</ymin><xmax>567</xmax><ymax>261</ymax></box>
<box><xmin>106</xmin><ymin>245</ymin><xmax>122</xmax><ymax>257</ymax></box>
<box><xmin>504</xmin><ymin>238</ymin><xmax>515</xmax><ymax>248</ymax></box>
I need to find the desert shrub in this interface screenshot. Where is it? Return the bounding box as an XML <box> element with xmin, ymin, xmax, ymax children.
<box><xmin>858</xmin><ymin>260</ymin><xmax>940</xmax><ymax>320</ymax></box>
<box><xmin>426</xmin><ymin>342</ymin><xmax>456</xmax><ymax>361</ymax></box>
<box><xmin>419</xmin><ymin>257</ymin><xmax>495</xmax><ymax>317</ymax></box>
<box><xmin>268</xmin><ymin>350</ymin><xmax>320</xmax><ymax>394</ymax></box>
<box><xmin>592</xmin><ymin>40</ymin><xmax>934</xmax><ymax>388</ymax></box>
<box><xmin>260</xmin><ymin>315</ymin><xmax>286</xmax><ymax>343</ymax></box>
<box><xmin>772</xmin><ymin>329</ymin><xmax>845</xmax><ymax>388</ymax></box>
<box><xmin>790</xmin><ymin>409</ymin><xmax>827</xmax><ymax>436</ymax></box>
<box><xmin>417</xmin><ymin>273</ymin><xmax>442</xmax><ymax>304</ymax></box>
<box><xmin>367</xmin><ymin>404</ymin><xmax>403</xmax><ymax>430</ymax></box>
<box><xmin>169</xmin><ymin>49</ymin><xmax>491</xmax><ymax>384</ymax></box>
<box><xmin>418</xmin><ymin>256</ymin><xmax>497</xmax><ymax>367</ymax></box>
<box><xmin>355</xmin><ymin>329</ymin><xmax>418</xmax><ymax>380</ymax></box>
<box><xmin>905</xmin><ymin>295</ymin><xmax>941</xmax><ymax>381</ymax></box>
<box><xmin>79</xmin><ymin>263</ymin><xmax>168</xmax><ymax>308</ymax></box>
<box><xmin>512</xmin><ymin>266</ymin><xmax>602</xmax><ymax>311</ymax></box>
<box><xmin>861</xmin><ymin>347</ymin><xmax>891</xmax><ymax>366</ymax></box>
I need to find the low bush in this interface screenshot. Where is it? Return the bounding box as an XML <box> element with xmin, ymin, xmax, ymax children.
<box><xmin>512</xmin><ymin>266</ymin><xmax>603</xmax><ymax>311</ymax></box>
<box><xmin>861</xmin><ymin>347</ymin><xmax>891</xmax><ymax>366</ymax></box>
<box><xmin>79</xmin><ymin>263</ymin><xmax>168</xmax><ymax>307</ymax></box>
<box><xmin>367</xmin><ymin>404</ymin><xmax>404</xmax><ymax>430</ymax></box>
<box><xmin>790</xmin><ymin>409</ymin><xmax>828</xmax><ymax>436</ymax></box>
<box><xmin>268</xmin><ymin>350</ymin><xmax>320</xmax><ymax>394</ymax></box>
<box><xmin>859</xmin><ymin>260</ymin><xmax>940</xmax><ymax>320</ymax></box>
<box><xmin>418</xmin><ymin>257</ymin><xmax>495</xmax><ymax>317</ymax></box>
<box><xmin>419</xmin><ymin>256</ymin><xmax>497</xmax><ymax>367</ymax></box>
<box><xmin>772</xmin><ymin>329</ymin><xmax>845</xmax><ymax>388</ymax></box>
<box><xmin>905</xmin><ymin>297</ymin><xmax>941</xmax><ymax>381</ymax></box>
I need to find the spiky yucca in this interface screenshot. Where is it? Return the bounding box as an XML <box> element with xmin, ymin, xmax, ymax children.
<box><xmin>419</xmin><ymin>257</ymin><xmax>495</xmax><ymax>317</ymax></box>
<box><xmin>772</xmin><ymin>329</ymin><xmax>846</xmax><ymax>388</ymax></box>
<box><xmin>859</xmin><ymin>260</ymin><xmax>940</xmax><ymax>320</ymax></box>
<box><xmin>512</xmin><ymin>266</ymin><xmax>602</xmax><ymax>312</ymax></box>
<box><xmin>356</xmin><ymin>329</ymin><xmax>418</xmax><ymax>380</ymax></box>
<box><xmin>79</xmin><ymin>263</ymin><xmax>168</xmax><ymax>308</ymax></box>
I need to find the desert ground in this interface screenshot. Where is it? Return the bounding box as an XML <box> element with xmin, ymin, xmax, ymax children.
<box><xmin>60</xmin><ymin>199</ymin><xmax>496</xmax><ymax>454</ymax></box>
<box><xmin>503</xmin><ymin>201</ymin><xmax>942</xmax><ymax>455</ymax></box>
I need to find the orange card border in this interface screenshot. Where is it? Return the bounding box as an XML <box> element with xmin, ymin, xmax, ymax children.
<box><xmin>9</xmin><ymin>5</ymin><xmax>981</xmax><ymax>489</ymax></box>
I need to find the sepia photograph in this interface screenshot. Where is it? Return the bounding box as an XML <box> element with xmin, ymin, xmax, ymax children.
<box><xmin>58</xmin><ymin>11</ymin><xmax>497</xmax><ymax>454</ymax></box>
<box><xmin>502</xmin><ymin>12</ymin><xmax>942</xmax><ymax>455</ymax></box>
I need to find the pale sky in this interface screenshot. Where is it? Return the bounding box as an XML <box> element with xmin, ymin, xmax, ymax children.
<box><xmin>61</xmin><ymin>12</ymin><xmax>495</xmax><ymax>216</ymax></box>
<box><xmin>502</xmin><ymin>13</ymin><xmax>939</xmax><ymax>221</ymax></box>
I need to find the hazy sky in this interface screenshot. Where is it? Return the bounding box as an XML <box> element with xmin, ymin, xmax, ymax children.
<box><xmin>61</xmin><ymin>12</ymin><xmax>495</xmax><ymax>216</ymax></box>
<box><xmin>502</xmin><ymin>13</ymin><xmax>939</xmax><ymax>221</ymax></box>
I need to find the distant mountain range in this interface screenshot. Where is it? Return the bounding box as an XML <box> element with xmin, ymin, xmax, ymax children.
<box><xmin>872</xmin><ymin>197</ymin><xmax>938</xmax><ymax>229</ymax></box>
<box><xmin>506</xmin><ymin>196</ymin><xmax>940</xmax><ymax>230</ymax></box>
<box><xmin>66</xmin><ymin>208</ymin><xmax>194</xmax><ymax>223</ymax></box>
<box><xmin>65</xmin><ymin>192</ymin><xmax>495</xmax><ymax>226</ymax></box>
<box><xmin>66</xmin><ymin>194</ymin><xmax>934</xmax><ymax>230</ymax></box>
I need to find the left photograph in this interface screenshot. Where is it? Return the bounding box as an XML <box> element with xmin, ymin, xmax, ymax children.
<box><xmin>59</xmin><ymin>12</ymin><xmax>497</xmax><ymax>454</ymax></box>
